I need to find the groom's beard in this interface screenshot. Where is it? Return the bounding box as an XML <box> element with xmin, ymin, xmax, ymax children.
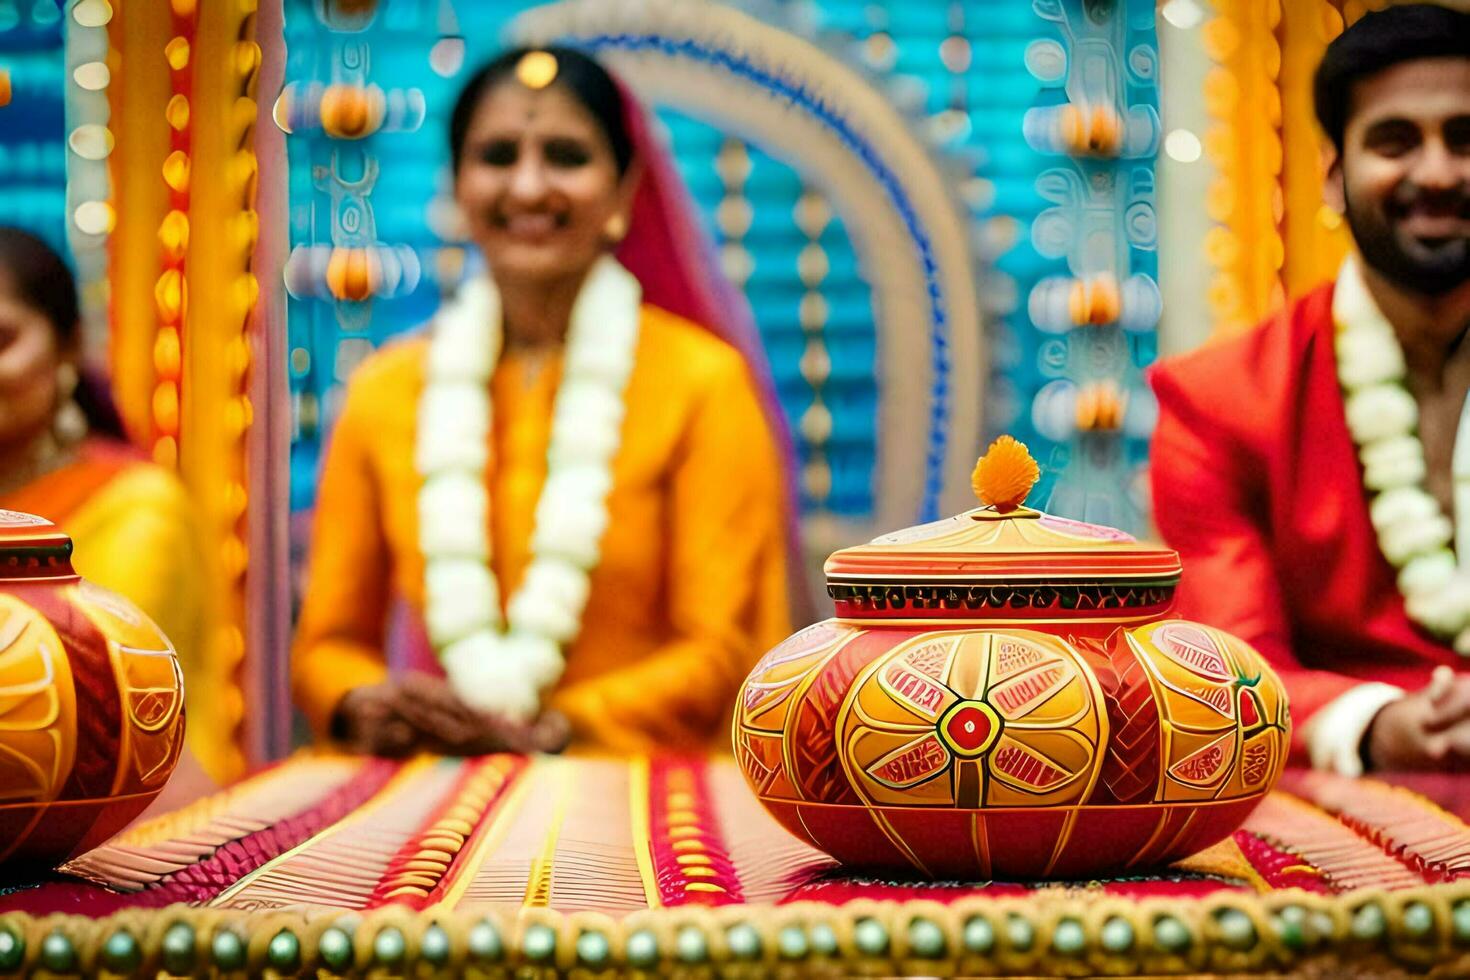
<box><xmin>1344</xmin><ymin>170</ymin><xmax>1470</xmax><ymax>297</ymax></box>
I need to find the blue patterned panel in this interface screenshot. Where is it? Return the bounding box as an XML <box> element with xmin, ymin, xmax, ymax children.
<box><xmin>803</xmin><ymin>0</ymin><xmax>1057</xmax><ymax>498</ymax></box>
<box><xmin>0</xmin><ymin>1</ymin><xmax>67</xmax><ymax>254</ymax></box>
<box><xmin>804</xmin><ymin>0</ymin><xmax>1160</xmax><ymax>532</ymax></box>
<box><xmin>1021</xmin><ymin>0</ymin><xmax>1160</xmax><ymax>532</ymax></box>
<box><xmin>658</xmin><ymin>113</ymin><xmax>875</xmax><ymax>517</ymax></box>
<box><xmin>285</xmin><ymin>0</ymin><xmax>880</xmax><ymax>520</ymax></box>
<box><xmin>282</xmin><ymin>0</ymin><xmax>450</xmax><ymax>509</ymax></box>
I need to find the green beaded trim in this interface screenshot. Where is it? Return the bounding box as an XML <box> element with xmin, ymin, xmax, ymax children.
<box><xmin>2</xmin><ymin>884</ymin><xmax>1470</xmax><ymax>976</ymax></box>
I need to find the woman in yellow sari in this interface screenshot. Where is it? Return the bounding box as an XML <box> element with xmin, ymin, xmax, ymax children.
<box><xmin>0</xmin><ymin>226</ymin><xmax>227</xmax><ymax>787</ymax></box>
<box><xmin>293</xmin><ymin>47</ymin><xmax>796</xmax><ymax>755</ymax></box>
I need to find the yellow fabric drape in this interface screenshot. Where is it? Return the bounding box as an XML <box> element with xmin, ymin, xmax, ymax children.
<box><xmin>1203</xmin><ymin>0</ymin><xmax>1383</xmax><ymax>337</ymax></box>
<box><xmin>0</xmin><ymin>448</ymin><xmax>226</xmax><ymax>782</ymax></box>
<box><xmin>106</xmin><ymin>0</ymin><xmax>171</xmax><ymax>442</ymax></box>
<box><xmin>175</xmin><ymin>0</ymin><xmax>261</xmax><ymax>784</ymax></box>
<box><xmin>292</xmin><ymin>304</ymin><xmax>792</xmax><ymax>753</ymax></box>
<box><xmin>105</xmin><ymin>0</ymin><xmax>258</xmax><ymax>783</ymax></box>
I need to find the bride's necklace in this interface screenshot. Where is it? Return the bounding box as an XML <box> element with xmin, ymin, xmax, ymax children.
<box><xmin>1333</xmin><ymin>255</ymin><xmax>1470</xmax><ymax>654</ymax></box>
<box><xmin>415</xmin><ymin>255</ymin><xmax>642</xmax><ymax>718</ymax></box>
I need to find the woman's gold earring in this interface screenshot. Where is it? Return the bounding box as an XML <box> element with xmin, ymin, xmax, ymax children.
<box><xmin>603</xmin><ymin>213</ymin><xmax>628</xmax><ymax>245</ymax></box>
<box><xmin>431</xmin><ymin>196</ymin><xmax>471</xmax><ymax>241</ymax></box>
<box><xmin>54</xmin><ymin>364</ymin><xmax>87</xmax><ymax>446</ymax></box>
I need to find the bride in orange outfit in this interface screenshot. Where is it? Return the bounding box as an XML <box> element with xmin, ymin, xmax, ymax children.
<box><xmin>292</xmin><ymin>47</ymin><xmax>796</xmax><ymax>756</ymax></box>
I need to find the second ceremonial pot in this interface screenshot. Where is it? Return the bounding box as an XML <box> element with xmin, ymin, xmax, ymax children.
<box><xmin>733</xmin><ymin>438</ymin><xmax>1290</xmax><ymax>879</ymax></box>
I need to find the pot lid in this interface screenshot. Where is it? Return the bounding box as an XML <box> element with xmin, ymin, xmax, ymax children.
<box><xmin>824</xmin><ymin>437</ymin><xmax>1181</xmax><ymax>586</ymax></box>
<box><xmin>0</xmin><ymin>510</ymin><xmax>76</xmax><ymax>578</ymax></box>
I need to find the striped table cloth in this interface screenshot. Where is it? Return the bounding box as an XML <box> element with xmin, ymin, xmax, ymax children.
<box><xmin>1</xmin><ymin>754</ymin><xmax>1468</xmax><ymax>976</ymax></box>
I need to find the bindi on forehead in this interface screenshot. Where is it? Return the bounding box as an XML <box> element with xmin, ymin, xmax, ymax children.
<box><xmin>473</xmin><ymin>82</ymin><xmax>603</xmax><ymax>138</ymax></box>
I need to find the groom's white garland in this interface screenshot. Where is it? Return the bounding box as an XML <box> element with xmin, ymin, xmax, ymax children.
<box><xmin>415</xmin><ymin>256</ymin><xmax>642</xmax><ymax>718</ymax></box>
<box><xmin>1333</xmin><ymin>255</ymin><xmax>1470</xmax><ymax>654</ymax></box>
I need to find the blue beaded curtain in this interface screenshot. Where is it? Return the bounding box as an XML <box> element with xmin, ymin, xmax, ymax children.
<box><xmin>663</xmin><ymin>116</ymin><xmax>877</xmax><ymax>518</ymax></box>
<box><xmin>1019</xmin><ymin>0</ymin><xmax>1161</xmax><ymax>532</ymax></box>
<box><xmin>282</xmin><ymin>0</ymin><xmax>442</xmax><ymax>510</ymax></box>
<box><xmin>0</xmin><ymin>1</ymin><xmax>68</xmax><ymax>253</ymax></box>
<box><xmin>283</xmin><ymin>0</ymin><xmax>1160</xmax><ymax>533</ymax></box>
<box><xmin>804</xmin><ymin>0</ymin><xmax>1160</xmax><ymax>530</ymax></box>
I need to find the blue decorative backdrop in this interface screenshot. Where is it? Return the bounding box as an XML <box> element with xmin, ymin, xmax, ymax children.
<box><xmin>280</xmin><ymin>0</ymin><xmax>1160</xmax><ymax>532</ymax></box>
<box><xmin>0</xmin><ymin>1</ymin><xmax>68</xmax><ymax>254</ymax></box>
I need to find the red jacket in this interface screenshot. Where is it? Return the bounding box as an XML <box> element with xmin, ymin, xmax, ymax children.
<box><xmin>1149</xmin><ymin>282</ymin><xmax>1456</xmax><ymax>763</ymax></box>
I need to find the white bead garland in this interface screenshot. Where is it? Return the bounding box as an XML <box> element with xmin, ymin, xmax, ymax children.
<box><xmin>415</xmin><ymin>256</ymin><xmax>642</xmax><ymax>718</ymax></box>
<box><xmin>1334</xmin><ymin>255</ymin><xmax>1470</xmax><ymax>653</ymax></box>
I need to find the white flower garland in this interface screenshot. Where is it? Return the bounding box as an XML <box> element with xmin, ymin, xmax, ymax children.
<box><xmin>416</xmin><ymin>255</ymin><xmax>642</xmax><ymax>719</ymax></box>
<box><xmin>1333</xmin><ymin>255</ymin><xmax>1470</xmax><ymax>654</ymax></box>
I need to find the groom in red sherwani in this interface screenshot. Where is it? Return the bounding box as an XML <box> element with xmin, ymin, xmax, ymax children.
<box><xmin>1150</xmin><ymin>5</ymin><xmax>1470</xmax><ymax>775</ymax></box>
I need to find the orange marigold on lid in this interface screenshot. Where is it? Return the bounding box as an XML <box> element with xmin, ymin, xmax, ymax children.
<box><xmin>971</xmin><ymin>434</ymin><xmax>1040</xmax><ymax>512</ymax></box>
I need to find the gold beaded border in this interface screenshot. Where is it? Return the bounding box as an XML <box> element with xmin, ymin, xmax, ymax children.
<box><xmin>4</xmin><ymin>882</ymin><xmax>1470</xmax><ymax>976</ymax></box>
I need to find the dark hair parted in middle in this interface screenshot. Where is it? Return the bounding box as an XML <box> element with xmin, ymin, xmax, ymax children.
<box><xmin>1313</xmin><ymin>4</ymin><xmax>1470</xmax><ymax>152</ymax></box>
<box><xmin>448</xmin><ymin>46</ymin><xmax>634</xmax><ymax>177</ymax></box>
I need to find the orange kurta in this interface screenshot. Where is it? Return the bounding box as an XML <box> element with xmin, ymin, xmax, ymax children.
<box><xmin>292</xmin><ymin>303</ymin><xmax>791</xmax><ymax>752</ymax></box>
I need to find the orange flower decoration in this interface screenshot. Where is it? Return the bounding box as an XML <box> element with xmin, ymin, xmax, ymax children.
<box><xmin>326</xmin><ymin>247</ymin><xmax>382</xmax><ymax>302</ymax></box>
<box><xmin>319</xmin><ymin>84</ymin><xmax>385</xmax><ymax>140</ymax></box>
<box><xmin>971</xmin><ymin>435</ymin><xmax>1040</xmax><ymax>512</ymax></box>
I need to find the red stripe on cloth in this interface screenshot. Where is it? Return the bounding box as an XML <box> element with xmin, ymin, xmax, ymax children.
<box><xmin>61</xmin><ymin>755</ymin><xmax>369</xmax><ymax>891</ymax></box>
<box><xmin>703</xmin><ymin>759</ymin><xmax>835</xmax><ymax>904</ymax></box>
<box><xmin>0</xmin><ymin>759</ymin><xmax>402</xmax><ymax>916</ymax></box>
<box><xmin>648</xmin><ymin>757</ymin><xmax>743</xmax><ymax>906</ymax></box>
<box><xmin>1287</xmin><ymin>770</ymin><xmax>1470</xmax><ymax>883</ymax></box>
<box><xmin>369</xmin><ymin>756</ymin><xmax>525</xmax><ymax>910</ymax></box>
<box><xmin>1243</xmin><ymin>790</ymin><xmax>1426</xmax><ymax>892</ymax></box>
<box><xmin>1232</xmin><ymin>830</ymin><xmax>1334</xmax><ymax>894</ymax></box>
<box><xmin>210</xmin><ymin>760</ymin><xmax>465</xmax><ymax>911</ymax></box>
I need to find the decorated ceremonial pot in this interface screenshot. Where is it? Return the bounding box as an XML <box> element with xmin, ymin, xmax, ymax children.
<box><xmin>734</xmin><ymin>439</ymin><xmax>1289</xmax><ymax>879</ymax></box>
<box><xmin>0</xmin><ymin>511</ymin><xmax>185</xmax><ymax>871</ymax></box>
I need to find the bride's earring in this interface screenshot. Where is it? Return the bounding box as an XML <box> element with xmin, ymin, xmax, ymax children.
<box><xmin>431</xmin><ymin>196</ymin><xmax>471</xmax><ymax>242</ymax></box>
<box><xmin>53</xmin><ymin>364</ymin><xmax>87</xmax><ymax>446</ymax></box>
<box><xmin>603</xmin><ymin>213</ymin><xmax>628</xmax><ymax>246</ymax></box>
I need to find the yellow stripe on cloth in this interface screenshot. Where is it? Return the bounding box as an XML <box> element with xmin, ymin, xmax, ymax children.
<box><xmin>523</xmin><ymin>759</ymin><xmax>573</xmax><ymax>907</ymax></box>
<box><xmin>1172</xmin><ymin>836</ymin><xmax>1273</xmax><ymax>893</ymax></box>
<box><xmin>629</xmin><ymin>755</ymin><xmax>662</xmax><ymax>909</ymax></box>
<box><xmin>439</xmin><ymin>757</ymin><xmax>651</xmax><ymax>914</ymax></box>
<box><xmin>438</xmin><ymin>758</ymin><xmax>549</xmax><ymax>910</ymax></box>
